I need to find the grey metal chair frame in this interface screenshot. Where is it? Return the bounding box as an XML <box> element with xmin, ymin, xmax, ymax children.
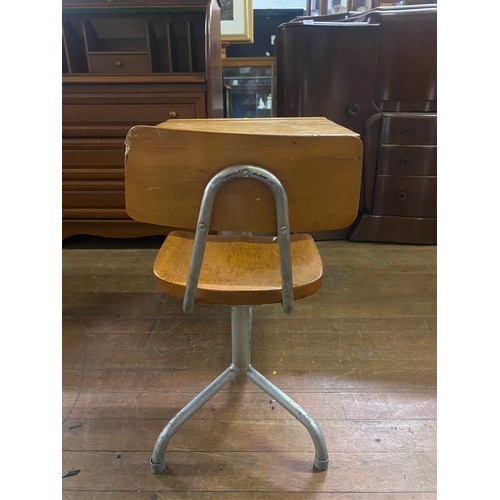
<box><xmin>150</xmin><ymin>164</ymin><xmax>329</xmax><ymax>474</ymax></box>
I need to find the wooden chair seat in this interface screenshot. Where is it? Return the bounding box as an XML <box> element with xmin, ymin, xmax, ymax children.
<box><xmin>153</xmin><ymin>230</ymin><xmax>323</xmax><ymax>305</ymax></box>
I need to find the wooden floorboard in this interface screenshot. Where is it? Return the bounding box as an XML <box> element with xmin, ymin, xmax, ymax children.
<box><xmin>62</xmin><ymin>240</ymin><xmax>436</xmax><ymax>497</ymax></box>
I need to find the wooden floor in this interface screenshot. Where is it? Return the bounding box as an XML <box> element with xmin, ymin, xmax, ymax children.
<box><xmin>62</xmin><ymin>239</ymin><xmax>436</xmax><ymax>498</ymax></box>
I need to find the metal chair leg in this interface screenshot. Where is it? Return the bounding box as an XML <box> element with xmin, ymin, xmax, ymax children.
<box><xmin>150</xmin><ymin>305</ymin><xmax>329</xmax><ymax>473</ymax></box>
<box><xmin>150</xmin><ymin>366</ymin><xmax>237</xmax><ymax>473</ymax></box>
<box><xmin>245</xmin><ymin>366</ymin><xmax>329</xmax><ymax>470</ymax></box>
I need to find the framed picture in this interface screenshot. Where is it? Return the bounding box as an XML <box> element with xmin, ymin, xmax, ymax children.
<box><xmin>221</xmin><ymin>0</ymin><xmax>254</xmax><ymax>43</ymax></box>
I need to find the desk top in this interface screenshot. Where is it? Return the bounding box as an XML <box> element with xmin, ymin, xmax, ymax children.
<box><xmin>156</xmin><ymin>117</ymin><xmax>359</xmax><ymax>138</ymax></box>
<box><xmin>126</xmin><ymin>117</ymin><xmax>362</xmax><ymax>232</ymax></box>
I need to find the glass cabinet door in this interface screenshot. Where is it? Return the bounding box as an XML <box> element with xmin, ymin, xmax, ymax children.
<box><xmin>222</xmin><ymin>57</ymin><xmax>276</xmax><ymax>118</ymax></box>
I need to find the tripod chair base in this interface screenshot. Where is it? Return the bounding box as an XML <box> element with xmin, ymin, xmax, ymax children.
<box><xmin>150</xmin><ymin>306</ymin><xmax>329</xmax><ymax>474</ymax></box>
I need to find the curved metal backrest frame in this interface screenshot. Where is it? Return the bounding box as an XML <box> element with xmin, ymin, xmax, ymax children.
<box><xmin>183</xmin><ymin>164</ymin><xmax>294</xmax><ymax>314</ymax></box>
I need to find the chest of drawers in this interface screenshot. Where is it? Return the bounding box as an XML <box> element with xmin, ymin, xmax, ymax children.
<box><xmin>351</xmin><ymin>112</ymin><xmax>437</xmax><ymax>243</ymax></box>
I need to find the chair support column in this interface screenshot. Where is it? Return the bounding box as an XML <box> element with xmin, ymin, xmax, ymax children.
<box><xmin>231</xmin><ymin>306</ymin><xmax>252</xmax><ymax>377</ymax></box>
<box><xmin>150</xmin><ymin>306</ymin><xmax>329</xmax><ymax>473</ymax></box>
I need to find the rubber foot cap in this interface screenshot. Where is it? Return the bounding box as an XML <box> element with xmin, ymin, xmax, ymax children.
<box><xmin>150</xmin><ymin>458</ymin><xmax>167</xmax><ymax>474</ymax></box>
<box><xmin>314</xmin><ymin>456</ymin><xmax>329</xmax><ymax>471</ymax></box>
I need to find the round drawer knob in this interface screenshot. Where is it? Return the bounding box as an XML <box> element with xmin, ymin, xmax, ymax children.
<box><xmin>346</xmin><ymin>102</ymin><xmax>361</xmax><ymax>117</ymax></box>
<box><xmin>403</xmin><ymin>127</ymin><xmax>414</xmax><ymax>136</ymax></box>
<box><xmin>400</xmin><ymin>156</ymin><xmax>412</xmax><ymax>167</ymax></box>
<box><xmin>169</xmin><ymin>111</ymin><xmax>177</xmax><ymax>118</ymax></box>
<box><xmin>114</xmin><ymin>60</ymin><xmax>123</xmax><ymax>67</ymax></box>
<box><xmin>397</xmin><ymin>191</ymin><xmax>408</xmax><ymax>201</ymax></box>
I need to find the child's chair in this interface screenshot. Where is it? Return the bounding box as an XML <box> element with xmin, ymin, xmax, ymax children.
<box><xmin>125</xmin><ymin>117</ymin><xmax>362</xmax><ymax>474</ymax></box>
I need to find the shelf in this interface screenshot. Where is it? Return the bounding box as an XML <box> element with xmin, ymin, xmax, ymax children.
<box><xmin>63</xmin><ymin>10</ymin><xmax>206</xmax><ymax>75</ymax></box>
<box><xmin>222</xmin><ymin>57</ymin><xmax>276</xmax><ymax>119</ymax></box>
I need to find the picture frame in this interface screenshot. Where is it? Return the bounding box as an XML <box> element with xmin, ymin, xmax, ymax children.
<box><xmin>221</xmin><ymin>0</ymin><xmax>254</xmax><ymax>44</ymax></box>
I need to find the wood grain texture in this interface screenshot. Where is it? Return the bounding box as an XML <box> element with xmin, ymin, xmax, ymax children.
<box><xmin>62</xmin><ymin>240</ymin><xmax>436</xmax><ymax>497</ymax></box>
<box><xmin>64</xmin><ymin>494</ymin><xmax>436</xmax><ymax>500</ymax></box>
<box><xmin>62</xmin><ymin>450</ymin><xmax>435</xmax><ymax>493</ymax></box>
<box><xmin>124</xmin><ymin>117</ymin><xmax>362</xmax><ymax>232</ymax></box>
<box><xmin>153</xmin><ymin>231</ymin><xmax>323</xmax><ymax>304</ymax></box>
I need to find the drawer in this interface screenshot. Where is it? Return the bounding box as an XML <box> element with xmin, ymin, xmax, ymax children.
<box><xmin>380</xmin><ymin>113</ymin><xmax>437</xmax><ymax>145</ymax></box>
<box><xmin>63</xmin><ymin>149</ymin><xmax>125</xmax><ymax>172</ymax></box>
<box><xmin>88</xmin><ymin>53</ymin><xmax>151</xmax><ymax>74</ymax></box>
<box><xmin>63</xmin><ymin>180</ymin><xmax>125</xmax><ymax>213</ymax></box>
<box><xmin>372</xmin><ymin>175</ymin><xmax>436</xmax><ymax>218</ymax></box>
<box><xmin>62</xmin><ymin>91</ymin><xmax>206</xmax><ymax>137</ymax></box>
<box><xmin>63</xmin><ymin>138</ymin><xmax>126</xmax><ymax>180</ymax></box>
<box><xmin>63</xmin><ymin>139</ymin><xmax>125</xmax><ymax>167</ymax></box>
<box><xmin>377</xmin><ymin>145</ymin><xmax>437</xmax><ymax>176</ymax></box>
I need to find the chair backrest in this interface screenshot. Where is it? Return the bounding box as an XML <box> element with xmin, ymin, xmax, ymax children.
<box><xmin>125</xmin><ymin>117</ymin><xmax>362</xmax><ymax>233</ymax></box>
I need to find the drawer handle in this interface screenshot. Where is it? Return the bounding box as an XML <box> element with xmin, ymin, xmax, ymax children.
<box><xmin>397</xmin><ymin>191</ymin><xmax>408</xmax><ymax>201</ymax></box>
<box><xmin>115</xmin><ymin>60</ymin><xmax>123</xmax><ymax>68</ymax></box>
<box><xmin>346</xmin><ymin>102</ymin><xmax>361</xmax><ymax>117</ymax></box>
<box><xmin>169</xmin><ymin>111</ymin><xmax>177</xmax><ymax>118</ymax></box>
<box><xmin>403</xmin><ymin>127</ymin><xmax>414</xmax><ymax>136</ymax></box>
<box><xmin>400</xmin><ymin>156</ymin><xmax>412</xmax><ymax>167</ymax></box>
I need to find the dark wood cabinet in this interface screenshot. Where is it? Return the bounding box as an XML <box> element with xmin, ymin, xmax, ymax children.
<box><xmin>62</xmin><ymin>0</ymin><xmax>223</xmax><ymax>239</ymax></box>
<box><xmin>277</xmin><ymin>4</ymin><xmax>437</xmax><ymax>243</ymax></box>
<box><xmin>352</xmin><ymin>111</ymin><xmax>437</xmax><ymax>243</ymax></box>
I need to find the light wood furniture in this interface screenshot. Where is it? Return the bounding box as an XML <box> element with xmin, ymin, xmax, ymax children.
<box><xmin>62</xmin><ymin>0</ymin><xmax>224</xmax><ymax>240</ymax></box>
<box><xmin>124</xmin><ymin>117</ymin><xmax>362</xmax><ymax>473</ymax></box>
<box><xmin>153</xmin><ymin>232</ymin><xmax>323</xmax><ymax>305</ymax></box>
<box><xmin>126</xmin><ymin>117</ymin><xmax>362</xmax><ymax>232</ymax></box>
